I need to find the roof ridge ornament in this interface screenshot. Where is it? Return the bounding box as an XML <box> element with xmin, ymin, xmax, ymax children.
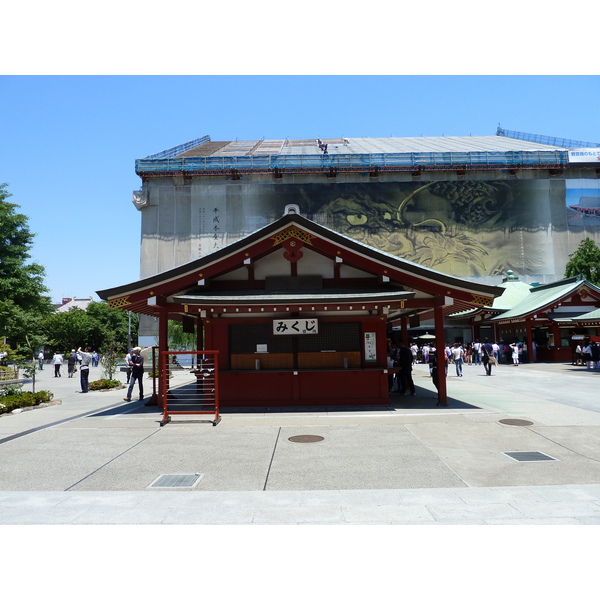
<box><xmin>283</xmin><ymin>204</ymin><xmax>300</xmax><ymax>215</ymax></box>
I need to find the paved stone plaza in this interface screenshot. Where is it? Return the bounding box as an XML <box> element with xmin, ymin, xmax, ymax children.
<box><xmin>2</xmin><ymin>360</ymin><xmax>600</xmax><ymax>524</ymax></box>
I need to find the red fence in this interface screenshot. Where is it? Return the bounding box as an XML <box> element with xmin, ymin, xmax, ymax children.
<box><xmin>159</xmin><ymin>350</ymin><xmax>220</xmax><ymax>426</ymax></box>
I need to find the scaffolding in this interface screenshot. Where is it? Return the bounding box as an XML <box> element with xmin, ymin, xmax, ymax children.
<box><xmin>496</xmin><ymin>126</ymin><xmax>599</xmax><ymax>149</ymax></box>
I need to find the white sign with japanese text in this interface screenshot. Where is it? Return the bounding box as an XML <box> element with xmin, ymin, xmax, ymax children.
<box><xmin>364</xmin><ymin>332</ymin><xmax>377</xmax><ymax>362</ymax></box>
<box><xmin>568</xmin><ymin>148</ymin><xmax>600</xmax><ymax>163</ymax></box>
<box><xmin>273</xmin><ymin>319</ymin><xmax>319</xmax><ymax>335</ymax></box>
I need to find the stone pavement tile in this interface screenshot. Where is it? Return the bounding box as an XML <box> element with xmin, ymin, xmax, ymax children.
<box><xmin>426</xmin><ymin>502</ymin><xmax>523</xmax><ymax>523</ymax></box>
<box><xmin>572</xmin><ymin>515</ymin><xmax>600</xmax><ymax>524</ymax></box>
<box><xmin>163</xmin><ymin>507</ymin><xmax>257</xmax><ymax>525</ymax></box>
<box><xmin>0</xmin><ymin>491</ymin><xmax>69</xmax><ymax>508</ymax></box>
<box><xmin>509</xmin><ymin>500</ymin><xmax>600</xmax><ymax>520</ymax></box>
<box><xmin>0</xmin><ymin>505</ymin><xmax>89</xmax><ymax>524</ymax></box>
<box><xmin>71</xmin><ymin>506</ymin><xmax>173</xmax><ymax>524</ymax></box>
<box><xmin>510</xmin><ymin>484</ymin><xmax>600</xmax><ymax>502</ymax></box>
<box><xmin>484</xmin><ymin>517</ymin><xmax>582</xmax><ymax>525</ymax></box>
<box><xmin>340</xmin><ymin>504</ymin><xmax>436</xmax><ymax>524</ymax></box>
<box><xmin>251</xmin><ymin>506</ymin><xmax>346</xmax><ymax>524</ymax></box>
<box><xmin>55</xmin><ymin>491</ymin><xmax>146</xmax><ymax>509</ymax></box>
<box><xmin>366</xmin><ymin>488</ymin><xmax>467</xmax><ymax>505</ymax></box>
<box><xmin>454</xmin><ymin>487</ymin><xmax>542</xmax><ymax>504</ymax></box>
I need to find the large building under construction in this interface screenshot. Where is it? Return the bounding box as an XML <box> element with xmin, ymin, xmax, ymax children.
<box><xmin>131</xmin><ymin>127</ymin><xmax>600</xmax><ymax>344</ymax></box>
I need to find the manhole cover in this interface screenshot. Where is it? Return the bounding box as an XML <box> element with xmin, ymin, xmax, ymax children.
<box><xmin>503</xmin><ymin>451</ymin><xmax>557</xmax><ymax>462</ymax></box>
<box><xmin>499</xmin><ymin>419</ymin><xmax>534</xmax><ymax>426</ymax></box>
<box><xmin>148</xmin><ymin>473</ymin><xmax>203</xmax><ymax>488</ymax></box>
<box><xmin>288</xmin><ymin>435</ymin><xmax>324</xmax><ymax>443</ymax></box>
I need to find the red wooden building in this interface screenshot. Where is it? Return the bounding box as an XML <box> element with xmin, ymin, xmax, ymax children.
<box><xmin>97</xmin><ymin>208</ymin><xmax>501</xmax><ymax>407</ymax></box>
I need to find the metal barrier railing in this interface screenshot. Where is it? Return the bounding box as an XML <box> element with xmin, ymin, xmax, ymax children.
<box><xmin>159</xmin><ymin>350</ymin><xmax>220</xmax><ymax>427</ymax></box>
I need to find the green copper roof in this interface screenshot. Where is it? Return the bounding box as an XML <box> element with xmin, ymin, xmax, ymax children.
<box><xmin>490</xmin><ymin>277</ymin><xmax>600</xmax><ymax>321</ymax></box>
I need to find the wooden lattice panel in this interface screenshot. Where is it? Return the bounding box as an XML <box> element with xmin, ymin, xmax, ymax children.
<box><xmin>108</xmin><ymin>296</ymin><xmax>132</xmax><ymax>309</ymax></box>
<box><xmin>271</xmin><ymin>226</ymin><xmax>315</xmax><ymax>246</ymax></box>
<box><xmin>471</xmin><ymin>294</ymin><xmax>494</xmax><ymax>307</ymax></box>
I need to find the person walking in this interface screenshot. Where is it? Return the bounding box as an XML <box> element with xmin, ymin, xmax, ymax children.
<box><xmin>482</xmin><ymin>339</ymin><xmax>495</xmax><ymax>376</ymax></box>
<box><xmin>124</xmin><ymin>348</ymin><xmax>133</xmax><ymax>384</ymax></box>
<box><xmin>473</xmin><ymin>340</ymin><xmax>482</xmax><ymax>365</ymax></box>
<box><xmin>52</xmin><ymin>352</ymin><xmax>63</xmax><ymax>377</ymax></box>
<box><xmin>410</xmin><ymin>342</ymin><xmax>418</xmax><ymax>365</ymax></box>
<box><xmin>464</xmin><ymin>342</ymin><xmax>473</xmax><ymax>366</ymax></box>
<box><xmin>67</xmin><ymin>350</ymin><xmax>78</xmax><ymax>378</ymax></box>
<box><xmin>510</xmin><ymin>342</ymin><xmax>520</xmax><ymax>366</ymax></box>
<box><xmin>38</xmin><ymin>350</ymin><xmax>44</xmax><ymax>370</ymax></box>
<box><xmin>583</xmin><ymin>341</ymin><xmax>593</xmax><ymax>370</ymax></box>
<box><xmin>124</xmin><ymin>347</ymin><xmax>144</xmax><ymax>402</ymax></box>
<box><xmin>451</xmin><ymin>343</ymin><xmax>464</xmax><ymax>377</ymax></box>
<box><xmin>78</xmin><ymin>346</ymin><xmax>92</xmax><ymax>393</ymax></box>
<box><xmin>492</xmin><ymin>341</ymin><xmax>500</xmax><ymax>363</ymax></box>
<box><xmin>396</xmin><ymin>340</ymin><xmax>416</xmax><ymax>395</ymax></box>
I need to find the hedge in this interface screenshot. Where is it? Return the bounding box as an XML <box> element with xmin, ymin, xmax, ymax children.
<box><xmin>88</xmin><ymin>379</ymin><xmax>122</xmax><ymax>391</ymax></box>
<box><xmin>0</xmin><ymin>391</ymin><xmax>54</xmax><ymax>415</ymax></box>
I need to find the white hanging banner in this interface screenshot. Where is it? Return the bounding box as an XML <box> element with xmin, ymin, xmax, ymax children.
<box><xmin>364</xmin><ymin>332</ymin><xmax>377</xmax><ymax>362</ymax></box>
<box><xmin>568</xmin><ymin>148</ymin><xmax>600</xmax><ymax>163</ymax></box>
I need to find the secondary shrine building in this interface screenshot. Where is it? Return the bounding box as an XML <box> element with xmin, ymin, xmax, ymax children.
<box><xmin>97</xmin><ymin>209</ymin><xmax>502</xmax><ymax>407</ymax></box>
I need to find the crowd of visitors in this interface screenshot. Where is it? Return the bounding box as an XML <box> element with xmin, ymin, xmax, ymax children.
<box><xmin>49</xmin><ymin>350</ymin><xmax>101</xmax><ymax>378</ymax></box>
<box><xmin>387</xmin><ymin>337</ymin><xmax>541</xmax><ymax>397</ymax></box>
<box><xmin>574</xmin><ymin>341</ymin><xmax>600</xmax><ymax>369</ymax></box>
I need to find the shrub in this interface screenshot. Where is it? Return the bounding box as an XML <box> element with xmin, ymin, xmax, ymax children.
<box><xmin>0</xmin><ymin>383</ymin><xmax>23</xmax><ymax>397</ymax></box>
<box><xmin>0</xmin><ymin>390</ymin><xmax>53</xmax><ymax>414</ymax></box>
<box><xmin>88</xmin><ymin>379</ymin><xmax>122</xmax><ymax>391</ymax></box>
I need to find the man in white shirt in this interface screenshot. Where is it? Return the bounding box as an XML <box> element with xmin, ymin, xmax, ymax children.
<box><xmin>52</xmin><ymin>352</ymin><xmax>63</xmax><ymax>377</ymax></box>
<box><xmin>450</xmin><ymin>343</ymin><xmax>464</xmax><ymax>377</ymax></box>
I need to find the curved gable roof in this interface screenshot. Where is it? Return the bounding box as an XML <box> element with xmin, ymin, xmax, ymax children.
<box><xmin>97</xmin><ymin>212</ymin><xmax>503</xmax><ymax>316</ymax></box>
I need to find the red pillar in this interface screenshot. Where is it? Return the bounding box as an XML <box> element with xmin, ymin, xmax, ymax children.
<box><xmin>434</xmin><ymin>301</ymin><xmax>447</xmax><ymax>406</ymax></box>
<box><xmin>158</xmin><ymin>309</ymin><xmax>169</xmax><ymax>410</ymax></box>
<box><xmin>525</xmin><ymin>319</ymin><xmax>534</xmax><ymax>363</ymax></box>
<box><xmin>401</xmin><ymin>316</ymin><xmax>409</xmax><ymax>345</ymax></box>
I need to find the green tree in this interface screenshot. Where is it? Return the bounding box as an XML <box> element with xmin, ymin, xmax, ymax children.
<box><xmin>99</xmin><ymin>330</ymin><xmax>121</xmax><ymax>380</ymax></box>
<box><xmin>564</xmin><ymin>237</ymin><xmax>600</xmax><ymax>285</ymax></box>
<box><xmin>0</xmin><ymin>300</ymin><xmax>45</xmax><ymax>349</ymax></box>
<box><xmin>41</xmin><ymin>308</ymin><xmax>96</xmax><ymax>352</ymax></box>
<box><xmin>39</xmin><ymin>301</ymin><xmax>137</xmax><ymax>355</ymax></box>
<box><xmin>168</xmin><ymin>319</ymin><xmax>196</xmax><ymax>350</ymax></box>
<box><xmin>86</xmin><ymin>301</ymin><xmax>136</xmax><ymax>351</ymax></box>
<box><xmin>0</xmin><ymin>184</ymin><xmax>52</xmax><ymax>313</ymax></box>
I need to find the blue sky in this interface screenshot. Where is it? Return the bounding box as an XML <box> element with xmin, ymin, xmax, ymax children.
<box><xmin>1</xmin><ymin>75</ymin><xmax>599</xmax><ymax>304</ymax></box>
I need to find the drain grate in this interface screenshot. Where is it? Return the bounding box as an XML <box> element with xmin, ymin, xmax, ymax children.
<box><xmin>499</xmin><ymin>419</ymin><xmax>534</xmax><ymax>427</ymax></box>
<box><xmin>288</xmin><ymin>435</ymin><xmax>324</xmax><ymax>443</ymax></box>
<box><xmin>148</xmin><ymin>473</ymin><xmax>203</xmax><ymax>489</ymax></box>
<box><xmin>503</xmin><ymin>451</ymin><xmax>557</xmax><ymax>462</ymax></box>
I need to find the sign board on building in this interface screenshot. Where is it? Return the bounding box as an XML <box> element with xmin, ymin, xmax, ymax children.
<box><xmin>364</xmin><ymin>332</ymin><xmax>377</xmax><ymax>362</ymax></box>
<box><xmin>568</xmin><ymin>148</ymin><xmax>600</xmax><ymax>163</ymax></box>
<box><xmin>273</xmin><ymin>319</ymin><xmax>318</xmax><ymax>335</ymax></box>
